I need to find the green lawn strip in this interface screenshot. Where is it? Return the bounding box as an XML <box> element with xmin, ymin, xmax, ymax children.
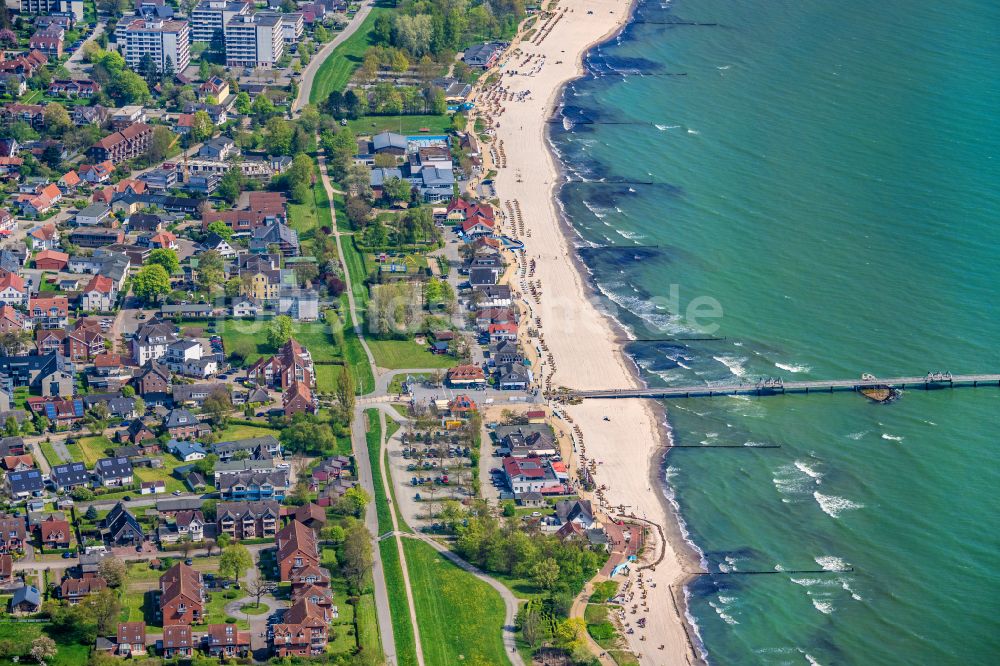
<box><xmin>379</xmin><ymin>539</ymin><xmax>418</xmax><ymax>666</ymax></box>
<box><xmin>364</xmin><ymin>409</ymin><xmax>419</xmax><ymax>664</ymax></box>
<box><xmin>402</xmin><ymin>539</ymin><xmax>510</xmax><ymax>666</ymax></box>
<box><xmin>74</xmin><ymin>435</ymin><xmax>114</xmax><ymax>465</ymax></box>
<box><xmin>341</xmin><ymin>294</ymin><xmax>375</xmax><ymax>394</ymax></box>
<box><xmin>368</xmin><ymin>338</ymin><xmax>457</xmax><ymax>370</ymax></box>
<box><xmin>38</xmin><ymin>439</ymin><xmax>66</xmax><ymax>466</ymax></box>
<box><xmin>328</xmin><ymin>579</ymin><xmax>358</xmax><ymax>653</ymax></box>
<box><xmin>340</xmin><ymin>234</ymin><xmax>370</xmax><ymax>312</ymax></box>
<box><xmin>353</xmin><ymin>593</ymin><xmax>383</xmax><ymax>662</ymax></box>
<box><xmin>134</xmin><ymin>465</ymin><xmax>186</xmax><ymax>493</ymax></box>
<box><xmin>346</xmin><ymin>114</ymin><xmax>452</xmax><ymax>136</ymax></box>
<box><xmin>364</xmin><ymin>409</ymin><xmax>391</xmax><ymax>534</ymax></box>
<box><xmin>308</xmin><ymin>4</ymin><xmax>390</xmax><ymax>104</ymax></box>
<box><xmin>240</xmin><ymin>602</ymin><xmax>269</xmax><ymax>615</ymax></box>
<box><xmin>383</xmin><ymin>449</ymin><xmax>412</xmax><ymax>534</ymax></box>
<box><xmin>203</xmin><ymin>588</ymin><xmax>251</xmax><ymax>629</ymax></box>
<box><xmin>217</xmin><ymin>423</ymin><xmax>282</xmax><ymax>441</ymax></box>
<box><xmin>0</xmin><ymin>622</ymin><xmax>89</xmax><ymax>666</ymax></box>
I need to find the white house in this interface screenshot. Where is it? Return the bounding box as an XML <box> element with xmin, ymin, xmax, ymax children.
<box><xmin>81</xmin><ymin>274</ymin><xmax>117</xmax><ymax>312</ymax></box>
<box><xmin>0</xmin><ymin>273</ymin><xmax>28</xmax><ymax>307</ymax></box>
<box><xmin>231</xmin><ymin>297</ymin><xmax>261</xmax><ymax>318</ymax></box>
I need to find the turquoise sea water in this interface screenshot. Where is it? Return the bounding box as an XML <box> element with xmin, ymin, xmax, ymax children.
<box><xmin>551</xmin><ymin>1</ymin><xmax>1000</xmax><ymax>663</ymax></box>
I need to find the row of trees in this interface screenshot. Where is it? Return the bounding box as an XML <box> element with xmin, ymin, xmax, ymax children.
<box><xmin>374</xmin><ymin>0</ymin><xmax>525</xmax><ymax>58</ymax></box>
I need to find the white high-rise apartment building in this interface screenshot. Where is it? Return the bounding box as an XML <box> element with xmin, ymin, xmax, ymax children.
<box><xmin>225</xmin><ymin>12</ymin><xmax>283</xmax><ymax>69</ymax></box>
<box><xmin>121</xmin><ymin>18</ymin><xmax>192</xmax><ymax>73</ymax></box>
<box><xmin>190</xmin><ymin>0</ymin><xmax>253</xmax><ymax>43</ymax></box>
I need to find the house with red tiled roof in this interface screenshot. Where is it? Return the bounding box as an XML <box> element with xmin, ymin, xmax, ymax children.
<box><xmin>0</xmin><ymin>272</ymin><xmax>28</xmax><ymax>307</ymax></box>
<box><xmin>271</xmin><ymin>598</ymin><xmax>330</xmax><ymax>656</ymax></box>
<box><xmin>1</xmin><ymin>455</ymin><xmax>34</xmax><ymax>471</ymax></box>
<box><xmin>161</xmin><ymin>624</ymin><xmax>193</xmax><ymax>657</ymax></box>
<box><xmin>59</xmin><ymin>575</ymin><xmax>107</xmax><ymax>604</ymax></box>
<box><xmin>203</xmin><ymin>623</ymin><xmax>250</xmax><ymax>657</ymax></box>
<box><xmin>28</xmin><ymin>29</ymin><xmax>63</xmax><ymax>58</ymax></box>
<box><xmin>247</xmin><ymin>339</ymin><xmax>314</xmax><ymax>389</ymax></box>
<box><xmin>89</xmin><ymin>123</ymin><xmax>153</xmax><ymax>164</ymax></box>
<box><xmin>0</xmin><ymin>304</ymin><xmax>28</xmax><ymax>332</ymax></box>
<box><xmin>28</xmin><ymin>296</ymin><xmax>69</xmax><ymax>328</ymax></box>
<box><xmin>276</xmin><ymin>520</ymin><xmax>319</xmax><ymax>582</ymax></box>
<box><xmin>0</xmin><ymin>156</ymin><xmax>24</xmax><ymax>179</ymax></box>
<box><xmin>0</xmin><ymin>51</ymin><xmax>48</xmax><ymax>78</ymax></box>
<box><xmin>149</xmin><ymin>231</ymin><xmax>177</xmax><ymax>249</ymax></box>
<box><xmin>92</xmin><ymin>178</ymin><xmax>147</xmax><ymax>204</ymax></box>
<box><xmin>0</xmin><ymin>209</ymin><xmax>13</xmax><ymax>233</ymax></box>
<box><xmin>81</xmin><ymin>274</ymin><xmax>117</xmax><ymax>312</ymax></box>
<box><xmin>117</xmin><ymin>621</ymin><xmax>146</xmax><ymax>656</ymax></box>
<box><xmin>176</xmin><ymin>114</ymin><xmax>195</xmax><ymax>135</ymax></box>
<box><xmin>17</xmin><ymin>183</ymin><xmax>62</xmax><ymax>216</ymax></box>
<box><xmin>447</xmin><ymin>364</ymin><xmax>486</xmax><ymax>387</ymax></box>
<box><xmin>79</xmin><ymin>160</ymin><xmax>115</xmax><ymax>184</ymax></box>
<box><xmin>38</xmin><ymin>515</ymin><xmax>71</xmax><ymax>549</ymax></box>
<box><xmin>28</xmin><ymin>223</ymin><xmax>59</xmax><ymax>250</ymax></box>
<box><xmin>58</xmin><ymin>170</ymin><xmax>81</xmax><ymax>190</ymax></box>
<box><xmin>159</xmin><ymin>563</ymin><xmax>205</xmax><ymax>624</ymax></box>
<box><xmin>282</xmin><ymin>381</ymin><xmax>316</xmax><ymax>417</ymax></box>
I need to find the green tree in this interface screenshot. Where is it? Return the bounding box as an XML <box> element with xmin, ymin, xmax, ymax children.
<box><xmin>252</xmin><ymin>93</ymin><xmax>276</xmax><ymax>119</ymax></box>
<box><xmin>314</xmin><ymin>24</ymin><xmax>329</xmax><ymax>43</ymax></box>
<box><xmin>234</xmin><ymin>91</ymin><xmax>251</xmax><ymax>115</ymax></box>
<box><xmin>224</xmin><ymin>276</ymin><xmax>242</xmax><ymax>297</ymax></box>
<box><xmin>196</xmin><ymin>249</ymin><xmax>225</xmax><ymax>293</ymax></box>
<box><xmin>335</xmin><ymin>367</ymin><xmax>354</xmax><ymax>415</ymax></box>
<box><xmin>148</xmin><ymin>248</ymin><xmax>180</xmax><ymax>274</ymax></box>
<box><xmin>217</xmin><ymin>167</ymin><xmax>245</xmax><ymax>205</ymax></box>
<box><xmin>42</xmin><ymin>103</ymin><xmax>72</xmax><ymax>136</ymax></box>
<box><xmin>341</xmin><ymin>523</ymin><xmax>373</xmax><ymax>591</ymax></box>
<box><xmin>267</xmin><ymin>315</ymin><xmax>293</xmax><ymax>349</ymax></box>
<box><xmin>207</xmin><ymin>220</ymin><xmax>234</xmax><ymax>240</ymax></box>
<box><xmin>108</xmin><ymin>70</ymin><xmax>150</xmax><ymax>104</ymax></box>
<box><xmin>264</xmin><ymin>117</ymin><xmax>293</xmax><ymax>155</ymax></box>
<box><xmin>98</xmin><ymin>557</ymin><xmax>128</xmax><ymax>588</ymax></box>
<box><xmin>189</xmin><ymin>110</ymin><xmax>214</xmax><ymax>143</ymax></box>
<box><xmin>3</xmin><ymin>416</ymin><xmax>17</xmax><ymax>437</ymax></box>
<box><xmin>133</xmin><ymin>264</ymin><xmax>171</xmax><ymax>304</ymax></box>
<box><xmin>219</xmin><ymin>543</ymin><xmax>253</xmax><ymax>582</ymax></box>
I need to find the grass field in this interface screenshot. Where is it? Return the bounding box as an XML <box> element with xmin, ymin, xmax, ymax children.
<box><xmin>354</xmin><ymin>593</ymin><xmax>383</xmax><ymax>663</ymax></box>
<box><xmin>346</xmin><ymin>114</ymin><xmax>452</xmax><ymax>136</ymax></box>
<box><xmin>217</xmin><ymin>423</ymin><xmax>282</xmax><ymax>442</ymax></box>
<box><xmin>341</xmin><ymin>235</ymin><xmax>371</xmax><ymax>312</ymax></box>
<box><xmin>74</xmin><ymin>435</ymin><xmax>114</xmax><ymax>465</ymax></box>
<box><xmin>38</xmin><ymin>439</ymin><xmax>66</xmax><ymax>466</ymax></box>
<box><xmin>365</xmin><ymin>409</ymin><xmax>419</xmax><ymax>665</ymax></box>
<box><xmin>368</xmin><ymin>338</ymin><xmax>457</xmax><ymax>370</ymax></box>
<box><xmin>341</xmin><ymin>296</ymin><xmax>375</xmax><ymax>394</ymax></box>
<box><xmin>0</xmin><ymin>622</ymin><xmax>90</xmax><ymax>666</ymax></box>
<box><xmin>309</xmin><ymin>4</ymin><xmax>390</xmax><ymax>105</ymax></box>
<box><xmin>403</xmin><ymin>539</ymin><xmax>510</xmax><ymax>666</ymax></box>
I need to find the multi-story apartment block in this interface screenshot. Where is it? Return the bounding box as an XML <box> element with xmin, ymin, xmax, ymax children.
<box><xmin>216</xmin><ymin>500</ymin><xmax>280</xmax><ymax>540</ymax></box>
<box><xmin>190</xmin><ymin>0</ymin><xmax>252</xmax><ymax>43</ymax></box>
<box><xmin>121</xmin><ymin>18</ymin><xmax>191</xmax><ymax>74</ymax></box>
<box><xmin>90</xmin><ymin>123</ymin><xmax>154</xmax><ymax>165</ymax></box>
<box><xmin>225</xmin><ymin>12</ymin><xmax>283</xmax><ymax>68</ymax></box>
<box><xmin>281</xmin><ymin>13</ymin><xmax>303</xmax><ymax>43</ymax></box>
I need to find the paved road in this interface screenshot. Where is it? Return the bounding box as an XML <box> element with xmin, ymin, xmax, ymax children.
<box><xmin>320</xmin><ymin>151</ymin><xmax>398</xmax><ymax>664</ymax></box>
<box><xmin>376</xmin><ymin>409</ymin><xmax>425</xmax><ymax>666</ymax></box>
<box><xmin>291</xmin><ymin>1</ymin><xmax>375</xmax><ymax>114</ymax></box>
<box><xmin>65</xmin><ymin>21</ymin><xmax>106</xmax><ymax>74</ymax></box>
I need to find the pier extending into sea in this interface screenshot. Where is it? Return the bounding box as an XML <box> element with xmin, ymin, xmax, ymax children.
<box><xmin>556</xmin><ymin>373</ymin><xmax>1000</xmax><ymax>400</ymax></box>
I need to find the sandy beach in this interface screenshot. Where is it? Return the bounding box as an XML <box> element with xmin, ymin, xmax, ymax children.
<box><xmin>471</xmin><ymin>1</ymin><xmax>704</xmax><ymax>664</ymax></box>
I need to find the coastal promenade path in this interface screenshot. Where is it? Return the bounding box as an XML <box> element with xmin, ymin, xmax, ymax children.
<box><xmin>563</xmin><ymin>373</ymin><xmax>1000</xmax><ymax>400</ymax></box>
<box><xmin>291</xmin><ymin>0</ymin><xmax>374</xmax><ymax>113</ymax></box>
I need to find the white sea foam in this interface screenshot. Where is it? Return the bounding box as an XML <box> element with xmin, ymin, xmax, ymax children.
<box><xmin>813</xmin><ymin>492</ymin><xmax>863</xmax><ymax>518</ymax></box>
<box><xmin>615</xmin><ymin>229</ymin><xmax>644</xmax><ymax>240</ymax></box>
<box><xmin>794</xmin><ymin>460</ymin><xmax>823</xmax><ymax>482</ymax></box>
<box><xmin>881</xmin><ymin>433</ymin><xmax>904</xmax><ymax>442</ymax></box>
<box><xmin>716</xmin><ymin>65</ymin><xmax>731</xmax><ymax>70</ymax></box>
<box><xmin>709</xmin><ymin>601</ymin><xmax>739</xmax><ymax>625</ymax></box>
<box><xmin>841</xmin><ymin>580</ymin><xmax>864</xmax><ymax>601</ymax></box>
<box><xmin>775</xmin><ymin>362</ymin><xmax>811</xmax><ymax>373</ymax></box>
<box><xmin>687</xmin><ymin>128</ymin><xmax>700</xmax><ymax>135</ymax></box>
<box><xmin>815</xmin><ymin>555</ymin><xmax>850</xmax><ymax>572</ymax></box>
<box><xmin>803</xmin><ymin>652</ymin><xmax>824</xmax><ymax>666</ymax></box>
<box><xmin>811</xmin><ymin>599</ymin><xmax>835</xmax><ymax>615</ymax></box>
<box><xmin>744</xmin><ymin>441</ymin><xmax>770</xmax><ymax>447</ymax></box>
<box><xmin>846</xmin><ymin>430</ymin><xmax>867</xmax><ymax>440</ymax></box>
<box><xmin>683</xmin><ymin>587</ymin><xmax>711</xmax><ymax>664</ymax></box>
<box><xmin>713</xmin><ymin>355</ymin><xmax>748</xmax><ymax>377</ymax></box>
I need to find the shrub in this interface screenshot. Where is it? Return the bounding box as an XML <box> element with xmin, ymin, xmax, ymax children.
<box><xmin>225</xmin><ymin>616</ymin><xmax>237</xmax><ymax>624</ymax></box>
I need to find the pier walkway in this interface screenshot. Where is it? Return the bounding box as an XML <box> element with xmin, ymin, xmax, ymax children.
<box><xmin>558</xmin><ymin>373</ymin><xmax>1000</xmax><ymax>400</ymax></box>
